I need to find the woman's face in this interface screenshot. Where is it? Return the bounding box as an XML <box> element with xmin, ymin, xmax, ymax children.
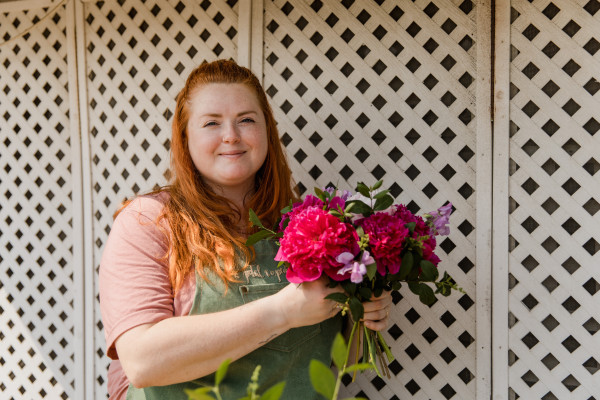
<box><xmin>186</xmin><ymin>83</ymin><xmax>268</xmax><ymax>194</ymax></box>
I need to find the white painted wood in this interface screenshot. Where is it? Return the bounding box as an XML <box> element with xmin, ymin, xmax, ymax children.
<box><xmin>0</xmin><ymin>0</ymin><xmax>59</xmax><ymax>12</ymax></box>
<box><xmin>492</xmin><ymin>0</ymin><xmax>511</xmax><ymax>399</ymax></box>
<box><xmin>250</xmin><ymin>0</ymin><xmax>263</xmax><ymax>80</ymax></box>
<box><xmin>238</xmin><ymin>0</ymin><xmax>252</xmax><ymax>68</ymax></box>
<box><xmin>65</xmin><ymin>2</ymin><xmax>86</xmax><ymax>398</ymax></box>
<box><xmin>475</xmin><ymin>1</ymin><xmax>493</xmax><ymax>399</ymax></box>
<box><xmin>73</xmin><ymin>1</ymin><xmax>95</xmax><ymax>397</ymax></box>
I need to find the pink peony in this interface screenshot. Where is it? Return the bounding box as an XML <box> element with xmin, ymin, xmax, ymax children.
<box><xmin>279</xmin><ymin>195</ymin><xmax>324</xmax><ymax>231</ymax></box>
<box><xmin>275</xmin><ymin>206</ymin><xmax>359</xmax><ymax>283</ymax></box>
<box><xmin>356</xmin><ymin>212</ymin><xmax>410</xmax><ymax>275</ymax></box>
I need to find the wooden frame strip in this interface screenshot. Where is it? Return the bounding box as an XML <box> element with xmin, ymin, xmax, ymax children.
<box><xmin>492</xmin><ymin>0</ymin><xmax>511</xmax><ymax>398</ymax></box>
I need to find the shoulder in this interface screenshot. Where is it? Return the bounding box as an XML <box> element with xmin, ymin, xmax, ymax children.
<box><xmin>118</xmin><ymin>191</ymin><xmax>170</xmax><ymax>222</ymax></box>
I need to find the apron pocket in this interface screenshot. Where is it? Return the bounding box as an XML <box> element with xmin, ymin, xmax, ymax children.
<box><xmin>239</xmin><ymin>282</ymin><xmax>322</xmax><ymax>352</ymax></box>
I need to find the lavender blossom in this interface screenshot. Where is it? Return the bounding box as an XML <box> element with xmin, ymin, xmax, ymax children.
<box><xmin>336</xmin><ymin>251</ymin><xmax>374</xmax><ymax>283</ymax></box>
<box><xmin>426</xmin><ymin>202</ymin><xmax>453</xmax><ymax>236</ymax></box>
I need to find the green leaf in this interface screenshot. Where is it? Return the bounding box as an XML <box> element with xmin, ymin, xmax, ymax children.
<box><xmin>435</xmin><ymin>282</ymin><xmax>451</xmax><ymax>296</ymax></box>
<box><xmin>249</xmin><ymin>209</ymin><xmax>264</xmax><ymax>229</ymax></box>
<box><xmin>366</xmin><ymin>263</ymin><xmax>377</xmax><ymax>281</ymax></box>
<box><xmin>331</xmin><ymin>333</ymin><xmax>347</xmax><ymax>370</ymax></box>
<box><xmin>391</xmin><ymin>281</ymin><xmax>402</xmax><ymax>291</ymax></box>
<box><xmin>358</xmin><ymin>287</ymin><xmax>372</xmax><ymax>300</ymax></box>
<box><xmin>341</xmin><ymin>281</ymin><xmax>357</xmax><ymax>295</ymax></box>
<box><xmin>259</xmin><ymin>382</ymin><xmax>286</xmax><ymax>400</ymax></box>
<box><xmin>280</xmin><ymin>205</ymin><xmax>292</xmax><ymax>214</ymax></box>
<box><xmin>373</xmin><ymin>195</ymin><xmax>394</xmax><ymax>211</ymax></box>
<box><xmin>409</xmin><ymin>282</ymin><xmax>436</xmax><ymax>305</ymax></box>
<box><xmin>348</xmin><ymin>296</ymin><xmax>364</xmax><ymax>322</ymax></box>
<box><xmin>325</xmin><ymin>292</ymin><xmax>349</xmax><ymax>304</ymax></box>
<box><xmin>314</xmin><ymin>187</ymin><xmax>327</xmax><ymax>201</ymax></box>
<box><xmin>356</xmin><ymin>182</ymin><xmax>370</xmax><ymax>197</ymax></box>
<box><xmin>404</xmin><ymin>221</ymin><xmax>416</xmax><ymax>233</ymax></box>
<box><xmin>372</xmin><ymin>180</ymin><xmax>383</xmax><ymax>190</ymax></box>
<box><xmin>309</xmin><ymin>359</ymin><xmax>336</xmax><ymax>399</ymax></box>
<box><xmin>373</xmin><ymin>189</ymin><xmax>389</xmax><ymax>199</ymax></box>
<box><xmin>398</xmin><ymin>251</ymin><xmax>413</xmax><ymax>280</ymax></box>
<box><xmin>215</xmin><ymin>359</ymin><xmax>230</xmax><ymax>386</ymax></box>
<box><xmin>345</xmin><ymin>200</ymin><xmax>372</xmax><ymax>215</ymax></box>
<box><xmin>185</xmin><ymin>387</ymin><xmax>215</xmax><ymax>400</ymax></box>
<box><xmin>344</xmin><ymin>363</ymin><xmax>374</xmax><ymax>373</ymax></box>
<box><xmin>373</xmin><ymin>286</ymin><xmax>383</xmax><ymax>298</ymax></box>
<box><xmin>245</xmin><ymin>230</ymin><xmax>274</xmax><ymax>246</ymax></box>
<box><xmin>419</xmin><ymin>260</ymin><xmax>439</xmax><ymax>282</ymax></box>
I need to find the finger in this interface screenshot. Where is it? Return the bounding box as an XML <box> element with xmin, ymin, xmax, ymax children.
<box><xmin>364</xmin><ymin>318</ymin><xmax>388</xmax><ymax>331</ymax></box>
<box><xmin>363</xmin><ymin>308</ymin><xmax>388</xmax><ymax>322</ymax></box>
<box><xmin>363</xmin><ymin>297</ymin><xmax>391</xmax><ymax>313</ymax></box>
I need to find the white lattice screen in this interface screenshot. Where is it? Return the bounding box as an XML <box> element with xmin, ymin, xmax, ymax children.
<box><xmin>1</xmin><ymin>0</ymin><xmax>597</xmax><ymax>399</ymax></box>
<box><xmin>0</xmin><ymin>4</ymin><xmax>76</xmax><ymax>400</ymax></box>
<box><xmin>262</xmin><ymin>1</ymin><xmax>481</xmax><ymax>398</ymax></box>
<box><xmin>506</xmin><ymin>0</ymin><xmax>600</xmax><ymax>399</ymax></box>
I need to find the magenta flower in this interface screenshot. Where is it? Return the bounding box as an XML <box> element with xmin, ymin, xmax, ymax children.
<box><xmin>422</xmin><ymin>237</ymin><xmax>441</xmax><ymax>266</ymax></box>
<box><xmin>279</xmin><ymin>195</ymin><xmax>324</xmax><ymax>231</ymax></box>
<box><xmin>356</xmin><ymin>212</ymin><xmax>409</xmax><ymax>275</ymax></box>
<box><xmin>275</xmin><ymin>206</ymin><xmax>359</xmax><ymax>283</ymax></box>
<box><xmin>336</xmin><ymin>250</ymin><xmax>374</xmax><ymax>283</ymax></box>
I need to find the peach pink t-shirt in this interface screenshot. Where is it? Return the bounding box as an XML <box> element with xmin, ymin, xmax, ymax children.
<box><xmin>99</xmin><ymin>193</ymin><xmax>195</xmax><ymax>400</ymax></box>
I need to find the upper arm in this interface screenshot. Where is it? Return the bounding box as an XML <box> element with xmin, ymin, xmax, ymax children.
<box><xmin>99</xmin><ymin>196</ymin><xmax>174</xmax><ymax>359</ymax></box>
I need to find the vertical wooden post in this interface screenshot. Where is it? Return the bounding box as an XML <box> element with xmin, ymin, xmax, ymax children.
<box><xmin>476</xmin><ymin>1</ymin><xmax>493</xmax><ymax>398</ymax></box>
<box><xmin>66</xmin><ymin>0</ymin><xmax>85</xmax><ymax>397</ymax></box>
<box><xmin>493</xmin><ymin>0</ymin><xmax>511</xmax><ymax>398</ymax></box>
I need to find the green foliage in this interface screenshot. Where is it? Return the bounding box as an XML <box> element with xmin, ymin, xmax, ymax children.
<box><xmin>419</xmin><ymin>260</ymin><xmax>439</xmax><ymax>282</ymax></box>
<box><xmin>248</xmin><ymin>209</ymin><xmax>264</xmax><ymax>229</ymax></box>
<box><xmin>186</xmin><ymin>334</ymin><xmax>373</xmax><ymax>400</ymax></box>
<box><xmin>310</xmin><ymin>360</ymin><xmax>336</xmax><ymax>399</ymax></box>
<box><xmin>245</xmin><ymin>230</ymin><xmax>274</xmax><ymax>246</ymax></box>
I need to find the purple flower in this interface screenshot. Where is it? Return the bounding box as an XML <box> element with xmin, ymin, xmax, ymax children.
<box><xmin>336</xmin><ymin>251</ymin><xmax>374</xmax><ymax>283</ymax></box>
<box><xmin>426</xmin><ymin>202</ymin><xmax>452</xmax><ymax>236</ymax></box>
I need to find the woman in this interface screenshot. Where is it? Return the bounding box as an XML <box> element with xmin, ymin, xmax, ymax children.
<box><xmin>99</xmin><ymin>59</ymin><xmax>392</xmax><ymax>400</ymax></box>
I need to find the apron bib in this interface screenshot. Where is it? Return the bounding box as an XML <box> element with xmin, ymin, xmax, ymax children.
<box><xmin>126</xmin><ymin>240</ymin><xmax>343</xmax><ymax>400</ymax></box>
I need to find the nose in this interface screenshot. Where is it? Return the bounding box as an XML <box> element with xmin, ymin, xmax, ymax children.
<box><xmin>222</xmin><ymin>122</ymin><xmax>241</xmax><ymax>144</ymax></box>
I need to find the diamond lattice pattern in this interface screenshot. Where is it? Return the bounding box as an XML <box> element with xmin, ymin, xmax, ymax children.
<box><xmin>508</xmin><ymin>0</ymin><xmax>600</xmax><ymax>398</ymax></box>
<box><xmin>0</xmin><ymin>6</ymin><xmax>75</xmax><ymax>400</ymax></box>
<box><xmin>263</xmin><ymin>1</ymin><xmax>478</xmax><ymax>398</ymax></box>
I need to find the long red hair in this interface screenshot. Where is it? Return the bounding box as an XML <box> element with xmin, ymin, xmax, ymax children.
<box><xmin>116</xmin><ymin>59</ymin><xmax>297</xmax><ymax>291</ymax></box>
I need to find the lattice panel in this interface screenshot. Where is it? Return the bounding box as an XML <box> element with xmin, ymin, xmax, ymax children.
<box><xmin>263</xmin><ymin>0</ymin><xmax>479</xmax><ymax>398</ymax></box>
<box><xmin>0</xmin><ymin>5</ymin><xmax>76</xmax><ymax>400</ymax></box>
<box><xmin>508</xmin><ymin>0</ymin><xmax>600</xmax><ymax>399</ymax></box>
<box><xmin>83</xmin><ymin>0</ymin><xmax>239</xmax><ymax>396</ymax></box>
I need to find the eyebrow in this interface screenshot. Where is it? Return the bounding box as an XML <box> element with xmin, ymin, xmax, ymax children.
<box><xmin>199</xmin><ymin>110</ymin><xmax>258</xmax><ymax>118</ymax></box>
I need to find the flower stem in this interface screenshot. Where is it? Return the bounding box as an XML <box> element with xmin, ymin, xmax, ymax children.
<box><xmin>333</xmin><ymin>322</ymin><xmax>358</xmax><ymax>400</ymax></box>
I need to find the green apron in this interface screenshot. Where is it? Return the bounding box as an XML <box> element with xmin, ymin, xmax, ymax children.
<box><xmin>126</xmin><ymin>240</ymin><xmax>343</xmax><ymax>400</ymax></box>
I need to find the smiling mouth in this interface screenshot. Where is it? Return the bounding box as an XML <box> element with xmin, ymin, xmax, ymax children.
<box><xmin>219</xmin><ymin>151</ymin><xmax>246</xmax><ymax>156</ymax></box>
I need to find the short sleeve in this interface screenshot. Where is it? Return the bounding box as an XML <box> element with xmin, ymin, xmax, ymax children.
<box><xmin>99</xmin><ymin>194</ymin><xmax>172</xmax><ymax>359</ymax></box>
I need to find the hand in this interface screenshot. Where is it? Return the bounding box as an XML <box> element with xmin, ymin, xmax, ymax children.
<box><xmin>275</xmin><ymin>277</ymin><xmax>345</xmax><ymax>329</ymax></box>
<box><xmin>362</xmin><ymin>291</ymin><xmax>393</xmax><ymax>331</ymax></box>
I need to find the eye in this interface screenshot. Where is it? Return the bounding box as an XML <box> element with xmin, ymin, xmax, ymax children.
<box><xmin>240</xmin><ymin>117</ymin><xmax>255</xmax><ymax>123</ymax></box>
<box><xmin>203</xmin><ymin>121</ymin><xmax>218</xmax><ymax>127</ymax></box>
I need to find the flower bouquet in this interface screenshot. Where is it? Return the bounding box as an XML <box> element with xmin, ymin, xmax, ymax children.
<box><xmin>246</xmin><ymin>181</ymin><xmax>462</xmax><ymax>378</ymax></box>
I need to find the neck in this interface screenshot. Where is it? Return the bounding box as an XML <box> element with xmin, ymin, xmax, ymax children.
<box><xmin>209</xmin><ymin>182</ymin><xmax>255</xmax><ymax>217</ymax></box>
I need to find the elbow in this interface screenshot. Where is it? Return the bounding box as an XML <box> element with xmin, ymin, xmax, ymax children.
<box><xmin>122</xmin><ymin>360</ymin><xmax>155</xmax><ymax>388</ymax></box>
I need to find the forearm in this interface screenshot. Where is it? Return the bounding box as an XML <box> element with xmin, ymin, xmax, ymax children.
<box><xmin>117</xmin><ymin>294</ymin><xmax>288</xmax><ymax>388</ymax></box>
